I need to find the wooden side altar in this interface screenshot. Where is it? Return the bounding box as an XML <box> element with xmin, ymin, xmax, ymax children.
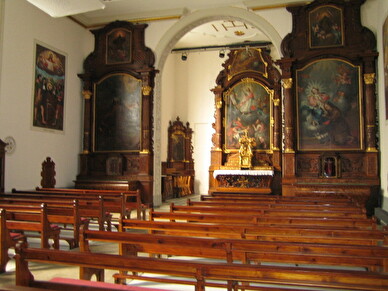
<box><xmin>75</xmin><ymin>21</ymin><xmax>156</xmax><ymax>206</ymax></box>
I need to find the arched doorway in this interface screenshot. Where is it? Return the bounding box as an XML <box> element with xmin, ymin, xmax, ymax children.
<box><xmin>152</xmin><ymin>7</ymin><xmax>282</xmax><ymax>205</ymax></box>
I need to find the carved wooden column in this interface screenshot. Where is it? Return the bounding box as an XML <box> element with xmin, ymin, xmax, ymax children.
<box><xmin>272</xmin><ymin>84</ymin><xmax>282</xmax><ymax>169</ymax></box>
<box><xmin>210</xmin><ymin>86</ymin><xmax>223</xmax><ymax>165</ymax></box>
<box><xmin>363</xmin><ymin>53</ymin><xmax>379</xmax><ymax>178</ymax></box>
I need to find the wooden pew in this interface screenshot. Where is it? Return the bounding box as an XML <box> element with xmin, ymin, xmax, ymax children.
<box><xmin>14</xmin><ymin>244</ymin><xmax>388</xmax><ymax>291</ymax></box>
<box><xmin>0</xmin><ymin>209</ymin><xmax>27</xmax><ymax>273</ymax></box>
<box><xmin>10</xmin><ymin>188</ymin><xmax>141</xmax><ymax>220</ymax></box>
<box><xmin>188</xmin><ymin>198</ymin><xmax>366</xmax><ymax>212</ymax></box>
<box><xmin>170</xmin><ymin>203</ymin><xmax>367</xmax><ymax>219</ymax></box>
<box><xmin>0</xmin><ymin>198</ymin><xmax>88</xmax><ymax>248</ymax></box>
<box><xmin>1</xmin><ymin>204</ymin><xmax>60</xmax><ymax>249</ymax></box>
<box><xmin>3</xmin><ymin>192</ymin><xmax>112</xmax><ymax>231</ymax></box>
<box><xmin>79</xmin><ymin>227</ymin><xmax>388</xmax><ymax>277</ymax></box>
<box><xmin>149</xmin><ymin>209</ymin><xmax>377</xmax><ymax>229</ymax></box>
<box><xmin>36</xmin><ymin>187</ymin><xmax>147</xmax><ymax>219</ymax></box>
<box><xmin>121</xmin><ymin>218</ymin><xmax>387</xmax><ymax>246</ymax></box>
<box><xmin>200</xmin><ymin>194</ymin><xmax>360</xmax><ymax>206</ymax></box>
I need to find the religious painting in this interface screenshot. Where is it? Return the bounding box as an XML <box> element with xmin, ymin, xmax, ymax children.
<box><xmin>106</xmin><ymin>28</ymin><xmax>132</xmax><ymax>64</ymax></box>
<box><xmin>171</xmin><ymin>132</ymin><xmax>185</xmax><ymax>162</ymax></box>
<box><xmin>383</xmin><ymin>14</ymin><xmax>388</xmax><ymax>120</ymax></box>
<box><xmin>224</xmin><ymin>79</ymin><xmax>272</xmax><ymax>151</ymax></box>
<box><xmin>296</xmin><ymin>59</ymin><xmax>362</xmax><ymax>151</ymax></box>
<box><xmin>228</xmin><ymin>48</ymin><xmax>267</xmax><ymax>79</ymax></box>
<box><xmin>93</xmin><ymin>73</ymin><xmax>141</xmax><ymax>152</ymax></box>
<box><xmin>32</xmin><ymin>41</ymin><xmax>66</xmax><ymax>131</ymax></box>
<box><xmin>309</xmin><ymin>5</ymin><xmax>343</xmax><ymax>48</ymax></box>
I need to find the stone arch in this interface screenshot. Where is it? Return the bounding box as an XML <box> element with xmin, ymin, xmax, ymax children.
<box><xmin>153</xmin><ymin>7</ymin><xmax>282</xmax><ymax>205</ymax></box>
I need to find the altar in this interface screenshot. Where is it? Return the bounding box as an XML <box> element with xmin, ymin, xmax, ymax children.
<box><xmin>210</xmin><ymin>168</ymin><xmax>274</xmax><ymax>194</ymax></box>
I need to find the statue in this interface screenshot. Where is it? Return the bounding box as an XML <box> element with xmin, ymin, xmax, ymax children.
<box><xmin>238</xmin><ymin>130</ymin><xmax>256</xmax><ymax>169</ymax></box>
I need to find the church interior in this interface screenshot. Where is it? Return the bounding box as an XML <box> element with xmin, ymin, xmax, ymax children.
<box><xmin>1</xmin><ymin>0</ymin><xmax>388</xmax><ymax>290</ymax></box>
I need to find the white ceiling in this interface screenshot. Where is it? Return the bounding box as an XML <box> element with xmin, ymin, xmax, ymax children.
<box><xmin>40</xmin><ymin>0</ymin><xmax>309</xmax><ymax>49</ymax></box>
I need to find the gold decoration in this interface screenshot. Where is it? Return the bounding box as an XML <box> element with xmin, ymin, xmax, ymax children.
<box><xmin>142</xmin><ymin>85</ymin><xmax>152</xmax><ymax>96</ymax></box>
<box><xmin>282</xmin><ymin>78</ymin><xmax>293</xmax><ymax>89</ymax></box>
<box><xmin>363</xmin><ymin>73</ymin><xmax>375</xmax><ymax>85</ymax></box>
<box><xmin>273</xmin><ymin>98</ymin><xmax>280</xmax><ymax>106</ymax></box>
<box><xmin>82</xmin><ymin>90</ymin><xmax>92</xmax><ymax>100</ymax></box>
<box><xmin>216</xmin><ymin>97</ymin><xmax>223</xmax><ymax>109</ymax></box>
<box><xmin>238</xmin><ymin>130</ymin><xmax>256</xmax><ymax>169</ymax></box>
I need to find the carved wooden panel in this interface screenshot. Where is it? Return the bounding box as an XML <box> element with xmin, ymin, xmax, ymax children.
<box><xmin>76</xmin><ymin>21</ymin><xmax>156</xmax><ymax>206</ymax></box>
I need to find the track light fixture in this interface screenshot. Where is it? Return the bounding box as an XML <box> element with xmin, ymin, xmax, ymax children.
<box><xmin>219</xmin><ymin>50</ymin><xmax>225</xmax><ymax>58</ymax></box>
<box><xmin>181</xmin><ymin>53</ymin><xmax>188</xmax><ymax>61</ymax></box>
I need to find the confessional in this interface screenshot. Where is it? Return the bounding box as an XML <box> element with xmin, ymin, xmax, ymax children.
<box><xmin>162</xmin><ymin>117</ymin><xmax>195</xmax><ymax>200</ymax></box>
<box><xmin>209</xmin><ymin>48</ymin><xmax>282</xmax><ymax>195</ymax></box>
<box><xmin>277</xmin><ymin>0</ymin><xmax>380</xmax><ymax>213</ymax></box>
<box><xmin>75</xmin><ymin>21</ymin><xmax>157</xmax><ymax>206</ymax></box>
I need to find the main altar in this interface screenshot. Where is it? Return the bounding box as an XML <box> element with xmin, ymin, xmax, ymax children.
<box><xmin>208</xmin><ymin>48</ymin><xmax>282</xmax><ymax>195</ymax></box>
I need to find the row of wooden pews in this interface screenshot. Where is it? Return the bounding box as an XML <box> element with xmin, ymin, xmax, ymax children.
<box><xmin>8</xmin><ymin>192</ymin><xmax>388</xmax><ymax>290</ymax></box>
<box><xmin>0</xmin><ymin>187</ymin><xmax>146</xmax><ymax>274</ymax></box>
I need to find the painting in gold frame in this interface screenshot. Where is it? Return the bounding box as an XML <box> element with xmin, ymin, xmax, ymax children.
<box><xmin>296</xmin><ymin>59</ymin><xmax>363</xmax><ymax>151</ymax></box>
<box><xmin>224</xmin><ymin>79</ymin><xmax>272</xmax><ymax>151</ymax></box>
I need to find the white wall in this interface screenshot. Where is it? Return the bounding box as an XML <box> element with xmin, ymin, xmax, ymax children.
<box><xmin>0</xmin><ymin>0</ymin><xmax>92</xmax><ymax>190</ymax></box>
<box><xmin>376</xmin><ymin>0</ymin><xmax>388</xmax><ymax>208</ymax></box>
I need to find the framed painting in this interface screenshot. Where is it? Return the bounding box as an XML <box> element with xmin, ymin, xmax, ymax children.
<box><xmin>228</xmin><ymin>48</ymin><xmax>267</xmax><ymax>79</ymax></box>
<box><xmin>309</xmin><ymin>5</ymin><xmax>344</xmax><ymax>48</ymax></box>
<box><xmin>296</xmin><ymin>59</ymin><xmax>363</xmax><ymax>151</ymax></box>
<box><xmin>32</xmin><ymin>41</ymin><xmax>66</xmax><ymax>131</ymax></box>
<box><xmin>224</xmin><ymin>79</ymin><xmax>272</xmax><ymax>151</ymax></box>
<box><xmin>106</xmin><ymin>28</ymin><xmax>132</xmax><ymax>64</ymax></box>
<box><xmin>171</xmin><ymin>132</ymin><xmax>185</xmax><ymax>162</ymax></box>
<box><xmin>93</xmin><ymin>73</ymin><xmax>142</xmax><ymax>152</ymax></box>
<box><xmin>383</xmin><ymin>14</ymin><xmax>388</xmax><ymax>120</ymax></box>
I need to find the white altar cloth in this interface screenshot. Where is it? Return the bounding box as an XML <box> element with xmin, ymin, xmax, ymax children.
<box><xmin>213</xmin><ymin>169</ymin><xmax>274</xmax><ymax>178</ymax></box>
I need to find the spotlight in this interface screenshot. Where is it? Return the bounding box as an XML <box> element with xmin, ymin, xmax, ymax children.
<box><xmin>181</xmin><ymin>53</ymin><xmax>187</xmax><ymax>61</ymax></box>
<box><xmin>219</xmin><ymin>50</ymin><xmax>225</xmax><ymax>58</ymax></box>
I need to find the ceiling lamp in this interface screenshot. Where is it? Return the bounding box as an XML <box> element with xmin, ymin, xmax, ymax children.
<box><xmin>26</xmin><ymin>0</ymin><xmax>105</xmax><ymax>18</ymax></box>
<box><xmin>181</xmin><ymin>53</ymin><xmax>188</xmax><ymax>61</ymax></box>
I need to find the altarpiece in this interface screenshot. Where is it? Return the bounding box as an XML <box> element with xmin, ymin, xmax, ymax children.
<box><xmin>75</xmin><ymin>21</ymin><xmax>156</xmax><ymax>206</ymax></box>
<box><xmin>209</xmin><ymin>48</ymin><xmax>282</xmax><ymax>194</ymax></box>
<box><xmin>277</xmin><ymin>0</ymin><xmax>380</xmax><ymax>214</ymax></box>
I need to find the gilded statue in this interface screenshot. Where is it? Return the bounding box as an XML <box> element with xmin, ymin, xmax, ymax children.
<box><xmin>238</xmin><ymin>130</ymin><xmax>256</xmax><ymax>169</ymax></box>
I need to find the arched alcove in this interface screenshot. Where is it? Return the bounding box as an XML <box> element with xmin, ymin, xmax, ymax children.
<box><xmin>152</xmin><ymin>7</ymin><xmax>283</xmax><ymax>206</ymax></box>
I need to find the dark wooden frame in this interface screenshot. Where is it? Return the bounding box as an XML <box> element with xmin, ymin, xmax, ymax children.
<box><xmin>76</xmin><ymin>21</ymin><xmax>156</xmax><ymax>206</ymax></box>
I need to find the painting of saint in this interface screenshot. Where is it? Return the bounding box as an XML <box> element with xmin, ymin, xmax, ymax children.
<box><xmin>383</xmin><ymin>15</ymin><xmax>388</xmax><ymax>120</ymax></box>
<box><xmin>32</xmin><ymin>42</ymin><xmax>66</xmax><ymax>131</ymax></box>
<box><xmin>94</xmin><ymin>74</ymin><xmax>141</xmax><ymax>152</ymax></box>
<box><xmin>297</xmin><ymin>59</ymin><xmax>362</xmax><ymax>150</ymax></box>
<box><xmin>309</xmin><ymin>5</ymin><xmax>343</xmax><ymax>48</ymax></box>
<box><xmin>224</xmin><ymin>81</ymin><xmax>271</xmax><ymax>150</ymax></box>
<box><xmin>107</xmin><ymin>28</ymin><xmax>131</xmax><ymax>64</ymax></box>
